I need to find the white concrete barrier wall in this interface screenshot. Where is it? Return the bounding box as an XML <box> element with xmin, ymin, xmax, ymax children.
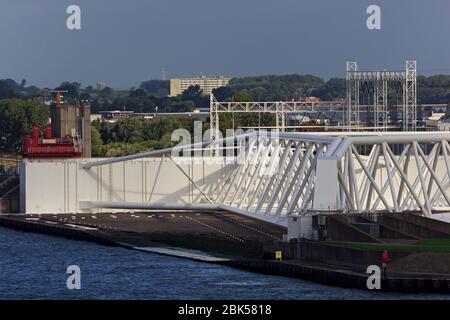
<box><xmin>19</xmin><ymin>155</ymin><xmax>450</xmax><ymax>215</ymax></box>
<box><xmin>20</xmin><ymin>158</ymin><xmax>230</xmax><ymax>214</ymax></box>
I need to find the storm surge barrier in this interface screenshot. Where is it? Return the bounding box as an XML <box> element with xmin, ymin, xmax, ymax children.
<box><xmin>74</xmin><ymin>131</ymin><xmax>450</xmax><ymax>225</ymax></box>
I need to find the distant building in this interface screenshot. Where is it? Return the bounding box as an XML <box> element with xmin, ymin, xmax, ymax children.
<box><xmin>170</xmin><ymin>76</ymin><xmax>230</xmax><ymax>97</ymax></box>
<box><xmin>90</xmin><ymin>114</ymin><xmax>102</xmax><ymax>122</ymax></box>
<box><xmin>426</xmin><ymin>111</ymin><xmax>450</xmax><ymax>131</ymax></box>
<box><xmin>133</xmin><ymin>113</ymin><xmax>154</xmax><ymax>120</ymax></box>
<box><xmin>303</xmin><ymin>97</ymin><xmax>321</xmax><ymax>102</ymax></box>
<box><xmin>97</xmin><ymin>110</ymin><xmax>210</xmax><ymax>122</ymax></box>
<box><xmin>428</xmin><ymin>112</ymin><xmax>446</xmax><ymax>121</ymax></box>
<box><xmin>99</xmin><ymin>110</ymin><xmax>134</xmax><ymax>122</ymax></box>
<box><xmin>96</xmin><ymin>81</ymin><xmax>107</xmax><ymax>91</ymax></box>
<box><xmin>426</xmin><ymin>119</ymin><xmax>450</xmax><ymax>131</ymax></box>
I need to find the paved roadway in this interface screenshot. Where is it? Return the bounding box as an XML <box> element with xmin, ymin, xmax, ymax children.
<box><xmin>16</xmin><ymin>211</ymin><xmax>287</xmax><ymax>258</ymax></box>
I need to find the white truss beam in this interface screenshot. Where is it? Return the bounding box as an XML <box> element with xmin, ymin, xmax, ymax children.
<box><xmin>81</xmin><ymin>131</ymin><xmax>450</xmax><ymax>224</ymax></box>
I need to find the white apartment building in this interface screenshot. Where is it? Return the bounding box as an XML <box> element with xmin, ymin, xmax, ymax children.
<box><xmin>170</xmin><ymin>76</ymin><xmax>230</xmax><ymax>96</ymax></box>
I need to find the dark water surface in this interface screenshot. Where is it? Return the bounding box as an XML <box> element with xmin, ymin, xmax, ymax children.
<box><xmin>0</xmin><ymin>227</ymin><xmax>448</xmax><ymax>300</ymax></box>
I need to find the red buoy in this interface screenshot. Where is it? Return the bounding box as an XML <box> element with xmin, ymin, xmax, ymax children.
<box><xmin>382</xmin><ymin>250</ymin><xmax>391</xmax><ymax>264</ymax></box>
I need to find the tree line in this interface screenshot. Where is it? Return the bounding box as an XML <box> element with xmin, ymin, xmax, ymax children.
<box><xmin>1</xmin><ymin>74</ymin><xmax>450</xmax><ymax>112</ymax></box>
<box><xmin>0</xmin><ymin>74</ymin><xmax>449</xmax><ymax>155</ymax></box>
<box><xmin>91</xmin><ymin>118</ymin><xmax>193</xmax><ymax>157</ymax></box>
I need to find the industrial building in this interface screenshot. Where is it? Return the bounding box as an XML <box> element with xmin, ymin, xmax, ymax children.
<box><xmin>1</xmin><ymin>93</ymin><xmax>92</xmax><ymax>212</ymax></box>
<box><xmin>49</xmin><ymin>100</ymin><xmax>91</xmax><ymax>158</ymax></box>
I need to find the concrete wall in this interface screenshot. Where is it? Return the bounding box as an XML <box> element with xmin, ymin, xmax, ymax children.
<box><xmin>287</xmin><ymin>216</ymin><xmax>313</xmax><ymax>240</ymax></box>
<box><xmin>19</xmin><ymin>153</ymin><xmax>450</xmax><ymax>219</ymax></box>
<box><xmin>381</xmin><ymin>213</ymin><xmax>450</xmax><ymax>237</ymax></box>
<box><xmin>51</xmin><ymin>104</ymin><xmax>78</xmax><ymax>138</ymax></box>
<box><xmin>264</xmin><ymin>239</ymin><xmax>409</xmax><ymax>268</ymax></box>
<box><xmin>20</xmin><ymin>158</ymin><xmax>230</xmax><ymax>214</ymax></box>
<box><xmin>326</xmin><ymin>216</ymin><xmax>380</xmax><ymax>243</ymax></box>
<box><xmin>80</xmin><ymin>104</ymin><xmax>91</xmax><ymax>158</ymax></box>
<box><xmin>381</xmin><ymin>215</ymin><xmax>435</xmax><ymax>238</ymax></box>
<box><xmin>0</xmin><ymin>191</ymin><xmax>19</xmax><ymax>213</ymax></box>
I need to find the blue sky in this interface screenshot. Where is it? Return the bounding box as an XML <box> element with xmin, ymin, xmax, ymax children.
<box><xmin>1</xmin><ymin>0</ymin><xmax>449</xmax><ymax>88</ymax></box>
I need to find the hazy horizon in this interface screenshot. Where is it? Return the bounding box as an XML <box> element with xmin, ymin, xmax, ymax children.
<box><xmin>1</xmin><ymin>0</ymin><xmax>450</xmax><ymax>89</ymax></box>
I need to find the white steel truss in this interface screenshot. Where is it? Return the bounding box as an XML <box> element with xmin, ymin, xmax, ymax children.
<box><xmin>334</xmin><ymin>135</ymin><xmax>450</xmax><ymax>217</ymax></box>
<box><xmin>82</xmin><ymin>131</ymin><xmax>450</xmax><ymax>225</ymax></box>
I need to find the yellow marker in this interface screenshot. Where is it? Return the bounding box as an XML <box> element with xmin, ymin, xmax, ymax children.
<box><xmin>0</xmin><ymin>159</ymin><xmax>19</xmax><ymax>168</ymax></box>
<box><xmin>275</xmin><ymin>251</ymin><xmax>282</xmax><ymax>261</ymax></box>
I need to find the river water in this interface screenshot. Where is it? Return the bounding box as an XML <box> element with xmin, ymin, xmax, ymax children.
<box><xmin>0</xmin><ymin>227</ymin><xmax>448</xmax><ymax>300</ymax></box>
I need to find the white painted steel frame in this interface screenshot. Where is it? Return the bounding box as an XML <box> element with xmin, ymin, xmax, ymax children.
<box><xmin>81</xmin><ymin>131</ymin><xmax>450</xmax><ymax>222</ymax></box>
<box><xmin>346</xmin><ymin>60</ymin><xmax>417</xmax><ymax>132</ymax></box>
<box><xmin>209</xmin><ymin>94</ymin><xmax>346</xmax><ymax>134</ymax></box>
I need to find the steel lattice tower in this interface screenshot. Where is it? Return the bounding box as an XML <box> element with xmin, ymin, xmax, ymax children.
<box><xmin>210</xmin><ymin>94</ymin><xmax>220</xmax><ymax>140</ymax></box>
<box><xmin>346</xmin><ymin>60</ymin><xmax>417</xmax><ymax>131</ymax></box>
<box><xmin>346</xmin><ymin>62</ymin><xmax>359</xmax><ymax>131</ymax></box>
<box><xmin>403</xmin><ymin>61</ymin><xmax>417</xmax><ymax>131</ymax></box>
<box><xmin>374</xmin><ymin>78</ymin><xmax>388</xmax><ymax>131</ymax></box>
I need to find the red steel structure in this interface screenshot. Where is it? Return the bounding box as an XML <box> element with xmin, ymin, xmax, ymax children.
<box><xmin>22</xmin><ymin>124</ymin><xmax>82</xmax><ymax>158</ymax></box>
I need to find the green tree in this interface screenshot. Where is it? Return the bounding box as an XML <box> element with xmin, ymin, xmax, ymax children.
<box><xmin>139</xmin><ymin>80</ymin><xmax>169</xmax><ymax>97</ymax></box>
<box><xmin>181</xmin><ymin>85</ymin><xmax>203</xmax><ymax>100</ymax></box>
<box><xmin>312</xmin><ymin>78</ymin><xmax>346</xmax><ymax>100</ymax></box>
<box><xmin>91</xmin><ymin>126</ymin><xmax>103</xmax><ymax>157</ymax></box>
<box><xmin>111</xmin><ymin>118</ymin><xmax>144</xmax><ymax>143</ymax></box>
<box><xmin>180</xmin><ymin>85</ymin><xmax>209</xmax><ymax>107</ymax></box>
<box><xmin>57</xmin><ymin>82</ymin><xmax>81</xmax><ymax>101</ymax></box>
<box><xmin>0</xmin><ymin>80</ymin><xmax>15</xmax><ymax>99</ymax></box>
<box><xmin>231</xmin><ymin>90</ymin><xmax>253</xmax><ymax>102</ymax></box>
<box><xmin>0</xmin><ymin>99</ymin><xmax>49</xmax><ymax>152</ymax></box>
